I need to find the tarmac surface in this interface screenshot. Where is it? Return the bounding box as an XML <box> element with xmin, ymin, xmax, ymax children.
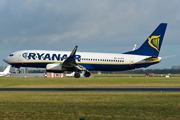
<box><xmin>0</xmin><ymin>87</ymin><xmax>180</xmax><ymax>92</ymax></box>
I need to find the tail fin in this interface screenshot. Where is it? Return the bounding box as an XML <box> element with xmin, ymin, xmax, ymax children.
<box><xmin>124</xmin><ymin>23</ymin><xmax>167</xmax><ymax>57</ymax></box>
<box><xmin>3</xmin><ymin>65</ymin><xmax>11</xmax><ymax>74</ymax></box>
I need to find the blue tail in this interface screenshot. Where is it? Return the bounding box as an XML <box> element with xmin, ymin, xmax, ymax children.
<box><xmin>124</xmin><ymin>23</ymin><xmax>167</xmax><ymax>57</ymax></box>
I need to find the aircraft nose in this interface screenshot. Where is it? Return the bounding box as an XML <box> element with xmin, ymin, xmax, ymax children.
<box><xmin>3</xmin><ymin>57</ymin><xmax>9</xmax><ymax>63</ymax></box>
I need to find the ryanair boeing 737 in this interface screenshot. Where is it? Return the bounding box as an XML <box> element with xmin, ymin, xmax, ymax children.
<box><xmin>3</xmin><ymin>23</ymin><xmax>167</xmax><ymax>78</ymax></box>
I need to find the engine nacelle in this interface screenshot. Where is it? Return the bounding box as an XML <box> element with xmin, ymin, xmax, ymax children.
<box><xmin>46</xmin><ymin>63</ymin><xmax>63</xmax><ymax>73</ymax></box>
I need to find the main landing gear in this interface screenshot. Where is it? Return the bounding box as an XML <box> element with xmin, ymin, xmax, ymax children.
<box><xmin>74</xmin><ymin>72</ymin><xmax>80</xmax><ymax>78</ymax></box>
<box><xmin>84</xmin><ymin>71</ymin><xmax>91</xmax><ymax>77</ymax></box>
<box><xmin>74</xmin><ymin>71</ymin><xmax>91</xmax><ymax>78</ymax></box>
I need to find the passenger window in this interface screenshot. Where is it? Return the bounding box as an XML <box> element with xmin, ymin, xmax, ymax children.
<box><xmin>9</xmin><ymin>54</ymin><xmax>14</xmax><ymax>57</ymax></box>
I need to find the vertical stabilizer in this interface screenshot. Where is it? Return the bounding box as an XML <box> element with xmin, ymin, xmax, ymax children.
<box><xmin>124</xmin><ymin>23</ymin><xmax>167</xmax><ymax>57</ymax></box>
<box><xmin>3</xmin><ymin>65</ymin><xmax>11</xmax><ymax>74</ymax></box>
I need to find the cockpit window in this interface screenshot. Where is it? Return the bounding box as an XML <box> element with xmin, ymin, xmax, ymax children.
<box><xmin>9</xmin><ymin>54</ymin><xmax>14</xmax><ymax>57</ymax></box>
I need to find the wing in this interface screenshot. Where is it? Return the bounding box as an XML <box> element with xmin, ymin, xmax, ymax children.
<box><xmin>62</xmin><ymin>46</ymin><xmax>86</xmax><ymax>71</ymax></box>
<box><xmin>46</xmin><ymin>46</ymin><xmax>90</xmax><ymax>78</ymax></box>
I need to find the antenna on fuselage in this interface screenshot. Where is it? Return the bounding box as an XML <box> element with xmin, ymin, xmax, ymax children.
<box><xmin>131</xmin><ymin>44</ymin><xmax>137</xmax><ymax>51</ymax></box>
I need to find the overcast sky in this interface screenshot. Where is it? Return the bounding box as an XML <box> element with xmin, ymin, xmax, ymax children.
<box><xmin>0</xmin><ymin>0</ymin><xmax>180</xmax><ymax>69</ymax></box>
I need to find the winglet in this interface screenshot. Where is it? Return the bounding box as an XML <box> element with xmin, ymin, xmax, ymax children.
<box><xmin>69</xmin><ymin>46</ymin><xmax>78</xmax><ymax>58</ymax></box>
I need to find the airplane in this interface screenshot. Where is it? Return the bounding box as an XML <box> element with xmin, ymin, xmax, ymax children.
<box><xmin>65</xmin><ymin>72</ymin><xmax>75</xmax><ymax>77</ymax></box>
<box><xmin>3</xmin><ymin>23</ymin><xmax>167</xmax><ymax>78</ymax></box>
<box><xmin>0</xmin><ymin>65</ymin><xmax>11</xmax><ymax>77</ymax></box>
<box><xmin>65</xmin><ymin>71</ymin><xmax>84</xmax><ymax>77</ymax></box>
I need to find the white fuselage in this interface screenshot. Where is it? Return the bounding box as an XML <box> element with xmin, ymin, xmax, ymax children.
<box><xmin>3</xmin><ymin>50</ymin><xmax>161</xmax><ymax>71</ymax></box>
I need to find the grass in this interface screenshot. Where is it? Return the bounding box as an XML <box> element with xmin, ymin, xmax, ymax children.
<box><xmin>0</xmin><ymin>75</ymin><xmax>180</xmax><ymax>119</ymax></box>
<box><xmin>0</xmin><ymin>75</ymin><xmax>180</xmax><ymax>88</ymax></box>
<box><xmin>0</xmin><ymin>92</ymin><xmax>180</xmax><ymax>119</ymax></box>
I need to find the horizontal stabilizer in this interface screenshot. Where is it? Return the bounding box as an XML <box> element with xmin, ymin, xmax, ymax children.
<box><xmin>161</xmin><ymin>55</ymin><xmax>176</xmax><ymax>59</ymax></box>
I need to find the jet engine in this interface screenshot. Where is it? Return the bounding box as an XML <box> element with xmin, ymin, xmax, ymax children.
<box><xmin>46</xmin><ymin>63</ymin><xmax>63</xmax><ymax>73</ymax></box>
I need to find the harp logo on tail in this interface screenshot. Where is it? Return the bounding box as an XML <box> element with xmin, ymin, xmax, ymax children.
<box><xmin>148</xmin><ymin>35</ymin><xmax>161</xmax><ymax>52</ymax></box>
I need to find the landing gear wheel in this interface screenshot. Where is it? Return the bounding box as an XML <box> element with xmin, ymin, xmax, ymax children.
<box><xmin>84</xmin><ymin>71</ymin><xmax>91</xmax><ymax>77</ymax></box>
<box><xmin>74</xmin><ymin>72</ymin><xmax>80</xmax><ymax>78</ymax></box>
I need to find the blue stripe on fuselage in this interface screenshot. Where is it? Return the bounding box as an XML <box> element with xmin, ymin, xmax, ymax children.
<box><xmin>10</xmin><ymin>61</ymin><xmax>159</xmax><ymax>71</ymax></box>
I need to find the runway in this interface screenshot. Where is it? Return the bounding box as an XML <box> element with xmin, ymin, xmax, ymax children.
<box><xmin>0</xmin><ymin>87</ymin><xmax>180</xmax><ymax>92</ymax></box>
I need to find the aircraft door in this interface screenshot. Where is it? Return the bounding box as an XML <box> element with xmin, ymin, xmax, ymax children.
<box><xmin>18</xmin><ymin>54</ymin><xmax>22</xmax><ymax>61</ymax></box>
<box><xmin>129</xmin><ymin>57</ymin><xmax>134</xmax><ymax>66</ymax></box>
